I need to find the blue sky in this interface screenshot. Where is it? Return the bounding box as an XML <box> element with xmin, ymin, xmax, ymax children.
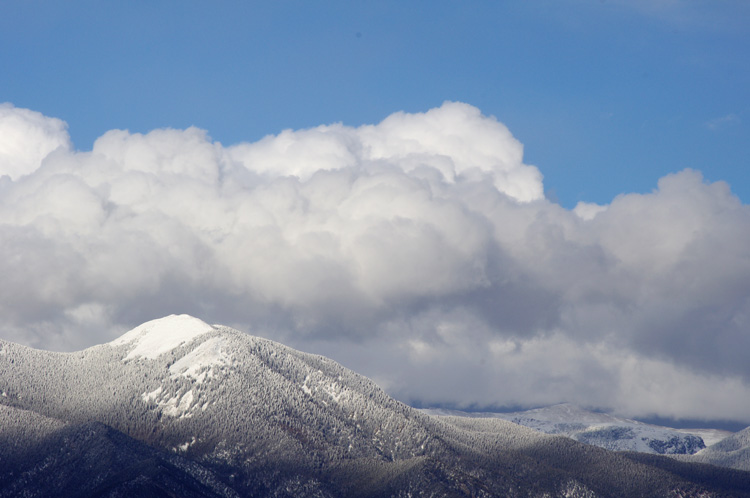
<box><xmin>2</xmin><ymin>0</ymin><xmax>748</xmax><ymax>208</ymax></box>
<box><xmin>3</xmin><ymin>1</ymin><xmax>750</xmax><ymax>422</ymax></box>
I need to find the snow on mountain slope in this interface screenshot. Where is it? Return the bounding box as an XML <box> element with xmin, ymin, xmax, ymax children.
<box><xmin>423</xmin><ymin>403</ymin><xmax>707</xmax><ymax>455</ymax></box>
<box><xmin>686</xmin><ymin>426</ymin><xmax>750</xmax><ymax>471</ymax></box>
<box><xmin>677</xmin><ymin>428</ymin><xmax>734</xmax><ymax>448</ymax></box>
<box><xmin>1</xmin><ymin>316</ymin><xmax>477</xmax><ymax>482</ymax></box>
<box><xmin>2</xmin><ymin>315</ymin><xmax>750</xmax><ymax>497</ymax></box>
<box><xmin>110</xmin><ymin>314</ymin><xmax>216</xmax><ymax>360</ymax></box>
<box><xmin>168</xmin><ymin>335</ymin><xmax>231</xmax><ymax>383</ymax></box>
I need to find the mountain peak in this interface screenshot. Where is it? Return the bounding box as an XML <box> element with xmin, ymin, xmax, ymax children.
<box><xmin>110</xmin><ymin>314</ymin><xmax>215</xmax><ymax>360</ymax></box>
<box><xmin>4</xmin><ymin>319</ymin><xmax>750</xmax><ymax>495</ymax></box>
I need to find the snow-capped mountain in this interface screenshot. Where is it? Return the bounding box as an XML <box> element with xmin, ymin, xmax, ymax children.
<box><xmin>684</xmin><ymin>426</ymin><xmax>750</xmax><ymax>472</ymax></box>
<box><xmin>2</xmin><ymin>314</ymin><xmax>750</xmax><ymax>497</ymax></box>
<box><xmin>423</xmin><ymin>403</ymin><xmax>721</xmax><ymax>455</ymax></box>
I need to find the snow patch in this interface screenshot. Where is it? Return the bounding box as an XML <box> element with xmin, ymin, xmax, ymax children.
<box><xmin>169</xmin><ymin>336</ymin><xmax>230</xmax><ymax>383</ymax></box>
<box><xmin>175</xmin><ymin>436</ymin><xmax>197</xmax><ymax>452</ymax></box>
<box><xmin>323</xmin><ymin>381</ymin><xmax>347</xmax><ymax>405</ymax></box>
<box><xmin>111</xmin><ymin>314</ymin><xmax>215</xmax><ymax>360</ymax></box>
<box><xmin>142</xmin><ymin>386</ymin><xmax>163</xmax><ymax>403</ymax></box>
<box><xmin>300</xmin><ymin>372</ymin><xmax>350</xmax><ymax>406</ymax></box>
<box><xmin>162</xmin><ymin>390</ymin><xmax>195</xmax><ymax>418</ymax></box>
<box><xmin>142</xmin><ymin>386</ymin><xmax>198</xmax><ymax>419</ymax></box>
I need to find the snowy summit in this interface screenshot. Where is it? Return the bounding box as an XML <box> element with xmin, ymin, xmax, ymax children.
<box><xmin>110</xmin><ymin>314</ymin><xmax>216</xmax><ymax>360</ymax></box>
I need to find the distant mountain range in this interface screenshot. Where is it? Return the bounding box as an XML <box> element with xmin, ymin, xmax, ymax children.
<box><xmin>2</xmin><ymin>314</ymin><xmax>750</xmax><ymax>497</ymax></box>
<box><xmin>422</xmin><ymin>404</ymin><xmax>732</xmax><ymax>455</ymax></box>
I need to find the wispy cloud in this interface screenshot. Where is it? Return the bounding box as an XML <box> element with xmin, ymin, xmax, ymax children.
<box><xmin>599</xmin><ymin>0</ymin><xmax>748</xmax><ymax>32</ymax></box>
<box><xmin>706</xmin><ymin>113</ymin><xmax>741</xmax><ymax>131</ymax></box>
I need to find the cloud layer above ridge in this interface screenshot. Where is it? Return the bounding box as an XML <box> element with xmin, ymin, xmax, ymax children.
<box><xmin>1</xmin><ymin>101</ymin><xmax>749</xmax><ymax>422</ymax></box>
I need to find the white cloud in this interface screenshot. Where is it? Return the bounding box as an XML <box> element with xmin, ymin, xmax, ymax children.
<box><xmin>227</xmin><ymin>102</ymin><xmax>544</xmax><ymax>202</ymax></box>
<box><xmin>0</xmin><ymin>103</ymin><xmax>71</xmax><ymax>180</ymax></box>
<box><xmin>1</xmin><ymin>102</ymin><xmax>749</xmax><ymax>422</ymax></box>
<box><xmin>573</xmin><ymin>201</ymin><xmax>607</xmax><ymax>220</ymax></box>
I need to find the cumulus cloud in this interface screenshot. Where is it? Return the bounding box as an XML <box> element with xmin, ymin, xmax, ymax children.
<box><xmin>0</xmin><ymin>103</ymin><xmax>71</xmax><ymax>180</ymax></box>
<box><xmin>573</xmin><ymin>201</ymin><xmax>607</xmax><ymax>220</ymax></box>
<box><xmin>1</xmin><ymin>101</ymin><xmax>749</xmax><ymax>423</ymax></box>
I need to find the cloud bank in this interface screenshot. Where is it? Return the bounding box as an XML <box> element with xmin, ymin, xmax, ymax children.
<box><xmin>1</xmin><ymin>101</ymin><xmax>749</xmax><ymax>422</ymax></box>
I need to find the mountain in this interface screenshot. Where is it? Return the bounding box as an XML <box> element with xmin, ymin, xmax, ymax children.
<box><xmin>423</xmin><ymin>404</ymin><xmax>719</xmax><ymax>455</ymax></box>
<box><xmin>2</xmin><ymin>314</ymin><xmax>750</xmax><ymax>497</ymax></box>
<box><xmin>0</xmin><ymin>405</ymin><xmax>237</xmax><ymax>497</ymax></box>
<box><xmin>683</xmin><ymin>427</ymin><xmax>750</xmax><ymax>472</ymax></box>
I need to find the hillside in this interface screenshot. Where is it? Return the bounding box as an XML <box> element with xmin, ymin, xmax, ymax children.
<box><xmin>1</xmin><ymin>315</ymin><xmax>750</xmax><ymax>497</ymax></box>
<box><xmin>680</xmin><ymin>427</ymin><xmax>750</xmax><ymax>472</ymax></box>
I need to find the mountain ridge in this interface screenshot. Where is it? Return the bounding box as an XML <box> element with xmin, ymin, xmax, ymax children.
<box><xmin>2</xmin><ymin>314</ymin><xmax>750</xmax><ymax>497</ymax></box>
<box><xmin>422</xmin><ymin>403</ymin><xmax>735</xmax><ymax>455</ymax></box>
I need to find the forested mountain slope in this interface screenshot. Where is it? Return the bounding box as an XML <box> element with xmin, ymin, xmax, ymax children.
<box><xmin>0</xmin><ymin>404</ymin><xmax>236</xmax><ymax>497</ymax></box>
<box><xmin>2</xmin><ymin>314</ymin><xmax>750</xmax><ymax>497</ymax></box>
<box><xmin>678</xmin><ymin>427</ymin><xmax>750</xmax><ymax>472</ymax></box>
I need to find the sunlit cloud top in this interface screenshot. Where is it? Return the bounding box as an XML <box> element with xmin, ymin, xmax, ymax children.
<box><xmin>1</xmin><ymin>102</ymin><xmax>750</xmax><ymax>424</ymax></box>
